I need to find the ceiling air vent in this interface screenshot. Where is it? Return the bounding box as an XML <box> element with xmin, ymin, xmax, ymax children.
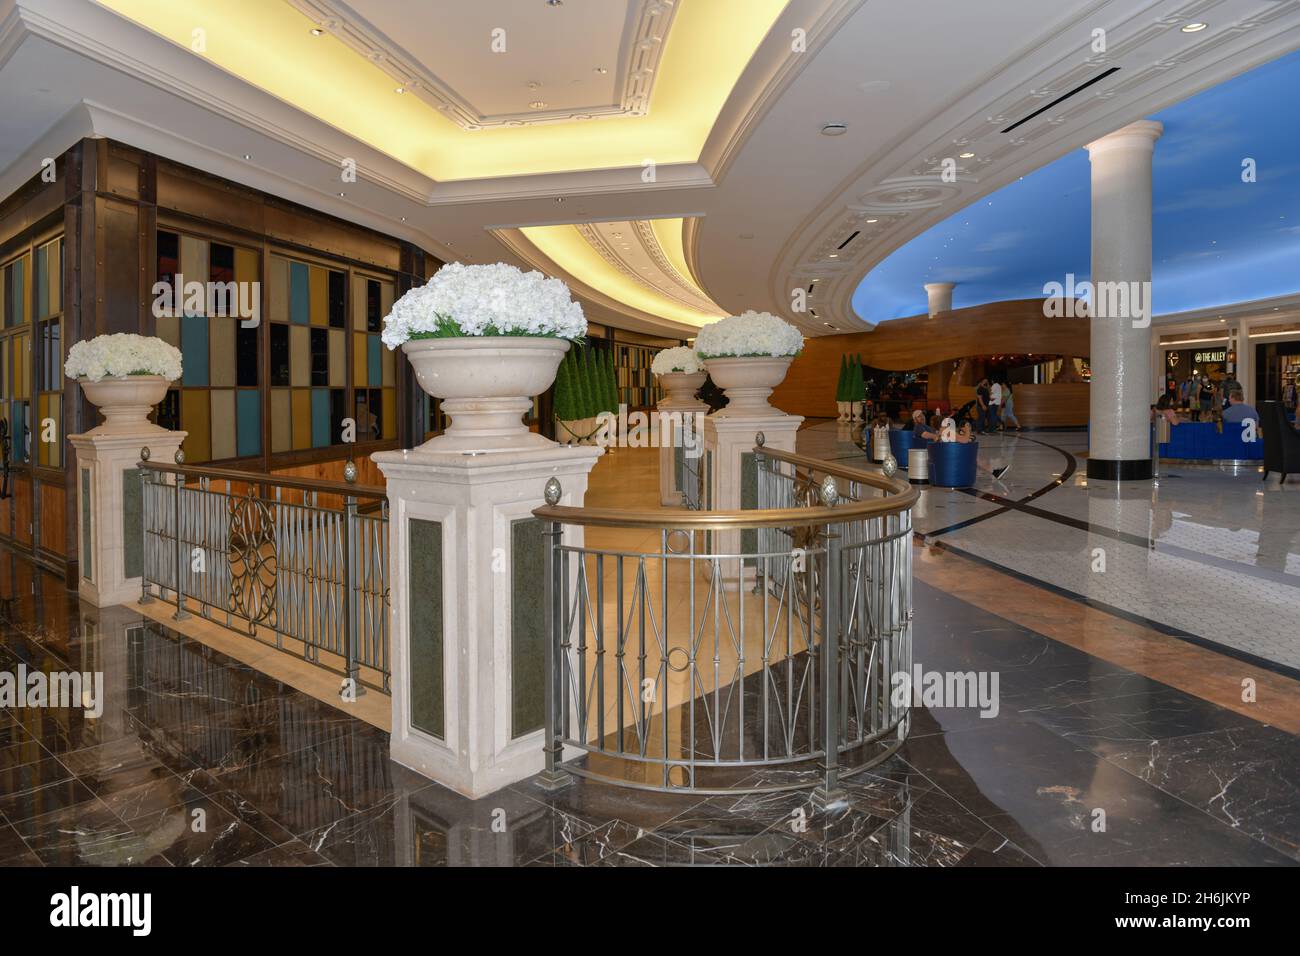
<box><xmin>1000</xmin><ymin>67</ymin><xmax>1120</xmax><ymax>134</ymax></box>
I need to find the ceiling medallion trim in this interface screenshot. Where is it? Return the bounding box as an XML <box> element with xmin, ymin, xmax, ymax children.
<box><xmin>285</xmin><ymin>0</ymin><xmax>679</xmax><ymax>130</ymax></box>
<box><xmin>631</xmin><ymin>220</ymin><xmax>717</xmax><ymax>307</ymax></box>
<box><xmin>576</xmin><ymin>221</ymin><xmax>720</xmax><ymax>315</ymax></box>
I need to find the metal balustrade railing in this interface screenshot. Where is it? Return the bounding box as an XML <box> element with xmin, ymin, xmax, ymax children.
<box><xmin>138</xmin><ymin>460</ymin><xmax>390</xmax><ymax>693</ymax></box>
<box><xmin>533</xmin><ymin>445</ymin><xmax>917</xmax><ymax>799</ymax></box>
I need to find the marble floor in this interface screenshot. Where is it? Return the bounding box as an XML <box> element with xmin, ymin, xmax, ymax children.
<box><xmin>799</xmin><ymin>421</ymin><xmax>1300</xmax><ymax>674</ymax></box>
<box><xmin>1</xmin><ymin>435</ymin><xmax>1297</xmax><ymax>866</ymax></box>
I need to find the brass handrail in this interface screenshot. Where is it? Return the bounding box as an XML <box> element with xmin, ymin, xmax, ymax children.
<box><xmin>138</xmin><ymin>461</ymin><xmax>388</xmax><ymax>500</ymax></box>
<box><xmin>533</xmin><ymin>445</ymin><xmax>917</xmax><ymax>530</ymax></box>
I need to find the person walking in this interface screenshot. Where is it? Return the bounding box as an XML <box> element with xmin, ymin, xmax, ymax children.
<box><xmin>988</xmin><ymin>378</ymin><xmax>1003</xmax><ymax>432</ymax></box>
<box><xmin>1197</xmin><ymin>375</ymin><xmax>1214</xmax><ymax>422</ymax></box>
<box><xmin>975</xmin><ymin>378</ymin><xmax>991</xmax><ymax>433</ymax></box>
<box><xmin>1001</xmin><ymin>382</ymin><xmax>1022</xmax><ymax>430</ymax></box>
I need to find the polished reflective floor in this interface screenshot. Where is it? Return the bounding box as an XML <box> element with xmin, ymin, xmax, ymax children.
<box><xmin>801</xmin><ymin>422</ymin><xmax>1300</xmax><ymax>673</ymax></box>
<box><xmin>2</xmin><ymin>437</ymin><xmax>1298</xmax><ymax>864</ymax></box>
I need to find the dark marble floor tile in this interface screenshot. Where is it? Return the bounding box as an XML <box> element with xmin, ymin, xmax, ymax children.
<box><xmin>0</xmin><ymin>764</ymin><xmax>97</xmax><ymax>824</ymax></box>
<box><xmin>833</xmin><ymin>818</ymin><xmax>973</xmax><ymax>867</ymax></box>
<box><xmin>521</xmin><ymin>773</ymin><xmax>706</xmax><ymax>831</ymax></box>
<box><xmin>1098</xmin><ymin>724</ymin><xmax>1300</xmax><ymax>861</ymax></box>
<box><xmin>127</xmin><ymin>793</ymin><xmax>278</xmax><ymax>867</ymax></box>
<box><xmin>57</xmin><ymin>734</ymin><xmax>180</xmax><ymax>798</ymax></box>
<box><xmin>16</xmin><ymin>803</ymin><xmax>144</xmax><ymax>866</ymax></box>
<box><xmin>954</xmin><ymin>830</ymin><xmax>1042</xmax><ymax>867</ymax></box>
<box><xmin>0</xmin><ymin>823</ymin><xmax>40</xmax><ymax>866</ymax></box>
<box><xmin>226</xmin><ymin>840</ymin><xmax>333</xmax><ymax>867</ymax></box>
<box><xmin>543</xmin><ymin>819</ymin><xmax>646</xmax><ymax>865</ymax></box>
<box><xmin>598</xmin><ymin>832</ymin><xmax>734</xmax><ymax>866</ymax></box>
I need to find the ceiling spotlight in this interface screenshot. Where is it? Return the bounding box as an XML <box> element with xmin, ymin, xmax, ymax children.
<box><xmin>821</xmin><ymin>122</ymin><xmax>849</xmax><ymax>136</ymax></box>
<box><xmin>338</xmin><ymin>192</ymin><xmax>346</xmax><ymax>197</ymax></box>
<box><xmin>242</xmin><ymin>153</ymin><xmax>251</xmax><ymax>160</ymax></box>
<box><xmin>828</xmin><ymin>253</ymin><xmax>839</xmax><ymax>259</ymax></box>
<box><xmin>400</xmin><ymin>216</ymin><xmax>406</xmax><ymax>222</ymax></box>
<box><xmin>958</xmin><ymin>151</ymin><xmax>976</xmax><ymax>159</ymax></box>
<box><xmin>395</xmin><ymin>86</ymin><xmax>406</xmax><ymax>94</ymax></box>
<box><xmin>1181</xmin><ymin>22</ymin><xmax>1208</xmax><ymax>32</ymax></box>
<box><xmin>865</xmin><ymin>218</ymin><xmax>878</xmax><ymax>224</ymax></box>
<box><xmin>547</xmin><ymin>0</ymin><xmax>563</xmax><ymax>6</ymax></box>
<box><xmin>529</xmin><ymin>100</ymin><xmax>547</xmax><ymax>109</ymax></box>
<box><xmin>594</xmin><ymin>66</ymin><xmax>608</xmax><ymax>74</ymax></box>
<box><xmin>310</xmin><ymin>27</ymin><xmax>324</xmax><ymax>36</ymax></box>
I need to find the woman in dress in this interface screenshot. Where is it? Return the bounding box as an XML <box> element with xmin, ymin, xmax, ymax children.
<box><xmin>1001</xmin><ymin>382</ymin><xmax>1023</xmax><ymax>431</ymax></box>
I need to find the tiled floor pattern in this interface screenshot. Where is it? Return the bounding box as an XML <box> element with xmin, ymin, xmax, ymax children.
<box><xmin>1</xmin><ymin>542</ymin><xmax>1296</xmax><ymax>866</ymax></box>
<box><xmin>796</xmin><ymin>422</ymin><xmax>1300</xmax><ymax>672</ymax></box>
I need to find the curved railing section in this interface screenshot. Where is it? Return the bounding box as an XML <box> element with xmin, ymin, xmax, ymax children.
<box><xmin>533</xmin><ymin>446</ymin><xmax>917</xmax><ymax>799</ymax></box>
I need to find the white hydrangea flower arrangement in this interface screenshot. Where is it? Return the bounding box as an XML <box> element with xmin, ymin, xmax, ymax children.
<box><xmin>695</xmin><ymin>311</ymin><xmax>804</xmax><ymax>359</ymax></box>
<box><xmin>381</xmin><ymin>262</ymin><xmax>586</xmax><ymax>349</ymax></box>
<box><xmin>64</xmin><ymin>334</ymin><xmax>182</xmax><ymax>383</ymax></box>
<box><xmin>651</xmin><ymin>346</ymin><xmax>703</xmax><ymax>376</ymax></box>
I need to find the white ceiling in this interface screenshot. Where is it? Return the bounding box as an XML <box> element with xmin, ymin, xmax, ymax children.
<box><xmin>2</xmin><ymin>0</ymin><xmax>1298</xmax><ymax>339</ymax></box>
<box><xmin>286</xmin><ymin>0</ymin><xmax>671</xmax><ymax>129</ymax></box>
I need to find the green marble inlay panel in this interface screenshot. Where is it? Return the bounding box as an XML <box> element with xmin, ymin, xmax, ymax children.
<box><xmin>408</xmin><ymin>518</ymin><xmax>444</xmax><ymax>740</ymax></box>
<box><xmin>741</xmin><ymin>451</ymin><xmax>757</xmax><ymax>560</ymax></box>
<box><xmin>122</xmin><ymin>469</ymin><xmax>143</xmax><ymax>580</ymax></box>
<box><xmin>81</xmin><ymin>468</ymin><xmax>92</xmax><ymax>582</ymax></box>
<box><xmin>511</xmin><ymin>517</ymin><xmax>547</xmax><ymax>739</ymax></box>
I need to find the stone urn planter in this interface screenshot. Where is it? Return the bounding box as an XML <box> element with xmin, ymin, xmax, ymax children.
<box><xmin>78</xmin><ymin>375</ymin><xmax>174</xmax><ymax>436</ymax></box>
<box><xmin>402</xmin><ymin>336</ymin><xmax>570</xmax><ymax>452</ymax></box>
<box><xmin>657</xmin><ymin>371</ymin><xmax>707</xmax><ymax>406</ymax></box>
<box><xmin>703</xmin><ymin>356</ymin><xmax>793</xmax><ymax>418</ymax></box>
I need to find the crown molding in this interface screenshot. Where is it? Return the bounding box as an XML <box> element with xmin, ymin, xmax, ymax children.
<box><xmin>284</xmin><ymin>0</ymin><xmax>676</xmax><ymax>130</ymax></box>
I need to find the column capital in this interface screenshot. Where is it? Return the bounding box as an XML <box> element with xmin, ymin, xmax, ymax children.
<box><xmin>1086</xmin><ymin>120</ymin><xmax>1164</xmax><ymax>159</ymax></box>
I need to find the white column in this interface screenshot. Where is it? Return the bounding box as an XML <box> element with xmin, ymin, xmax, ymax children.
<box><xmin>924</xmin><ymin>282</ymin><xmax>955</xmax><ymax>317</ymax></box>
<box><xmin>655</xmin><ymin>373</ymin><xmax>708</xmax><ymax>506</ymax></box>
<box><xmin>1085</xmin><ymin>119</ymin><xmax>1163</xmax><ymax>480</ymax></box>
<box><xmin>375</xmin><ymin>443</ymin><xmax>601</xmax><ymax>799</ymax></box>
<box><xmin>704</xmin><ymin>413</ymin><xmax>802</xmax><ymax>586</ymax></box>
<box><xmin>69</xmin><ymin>426</ymin><xmax>185</xmax><ymax>608</ymax></box>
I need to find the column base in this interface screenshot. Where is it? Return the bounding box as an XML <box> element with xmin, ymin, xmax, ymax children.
<box><xmin>1086</xmin><ymin>458</ymin><xmax>1152</xmax><ymax>481</ymax></box>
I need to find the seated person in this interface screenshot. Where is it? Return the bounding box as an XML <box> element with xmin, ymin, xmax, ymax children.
<box><xmin>911</xmin><ymin>409</ymin><xmax>938</xmax><ymax>442</ymax></box>
<box><xmin>1152</xmin><ymin>394</ymin><xmax>1185</xmax><ymax>426</ymax></box>
<box><xmin>941</xmin><ymin>418</ymin><xmax>1009</xmax><ymax>479</ymax></box>
<box><xmin>1221</xmin><ymin>389</ymin><xmax>1259</xmax><ymax>425</ymax></box>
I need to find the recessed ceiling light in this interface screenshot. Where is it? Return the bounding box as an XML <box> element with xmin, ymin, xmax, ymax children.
<box><xmin>242</xmin><ymin>153</ymin><xmax>251</xmax><ymax>160</ymax></box>
<box><xmin>594</xmin><ymin>66</ymin><xmax>608</xmax><ymax>74</ymax></box>
<box><xmin>1181</xmin><ymin>22</ymin><xmax>1207</xmax><ymax>32</ymax></box>
<box><xmin>828</xmin><ymin>253</ymin><xmax>838</xmax><ymax>259</ymax></box>
<box><xmin>547</xmin><ymin>0</ymin><xmax>563</xmax><ymax>6</ymax></box>
<box><xmin>865</xmin><ymin>218</ymin><xmax>878</xmax><ymax>223</ymax></box>
<box><xmin>338</xmin><ymin>192</ymin><xmax>346</xmax><ymax>197</ymax></box>
<box><xmin>310</xmin><ymin>27</ymin><xmax>324</xmax><ymax>36</ymax></box>
<box><xmin>400</xmin><ymin>216</ymin><xmax>406</xmax><ymax>222</ymax></box>
<box><xmin>821</xmin><ymin>123</ymin><xmax>849</xmax><ymax>136</ymax></box>
<box><xmin>395</xmin><ymin>86</ymin><xmax>406</xmax><ymax>94</ymax></box>
<box><xmin>958</xmin><ymin>151</ymin><xmax>976</xmax><ymax>159</ymax></box>
<box><xmin>529</xmin><ymin>101</ymin><xmax>547</xmax><ymax>110</ymax></box>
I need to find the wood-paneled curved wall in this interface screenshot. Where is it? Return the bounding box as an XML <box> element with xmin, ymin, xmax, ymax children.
<box><xmin>771</xmin><ymin>298</ymin><xmax>1090</xmax><ymax>422</ymax></box>
<box><xmin>948</xmin><ymin>384</ymin><xmax>1090</xmax><ymax>428</ymax></box>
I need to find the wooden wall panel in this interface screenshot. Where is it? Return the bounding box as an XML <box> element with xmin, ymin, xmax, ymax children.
<box><xmin>13</xmin><ymin>475</ymin><xmax>32</xmax><ymax>546</ymax></box>
<box><xmin>949</xmin><ymin>383</ymin><xmax>1090</xmax><ymax>428</ymax></box>
<box><xmin>772</xmin><ymin>299</ymin><xmax>1090</xmax><ymax>418</ymax></box>
<box><xmin>38</xmin><ymin>480</ymin><xmax>66</xmax><ymax>557</ymax></box>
